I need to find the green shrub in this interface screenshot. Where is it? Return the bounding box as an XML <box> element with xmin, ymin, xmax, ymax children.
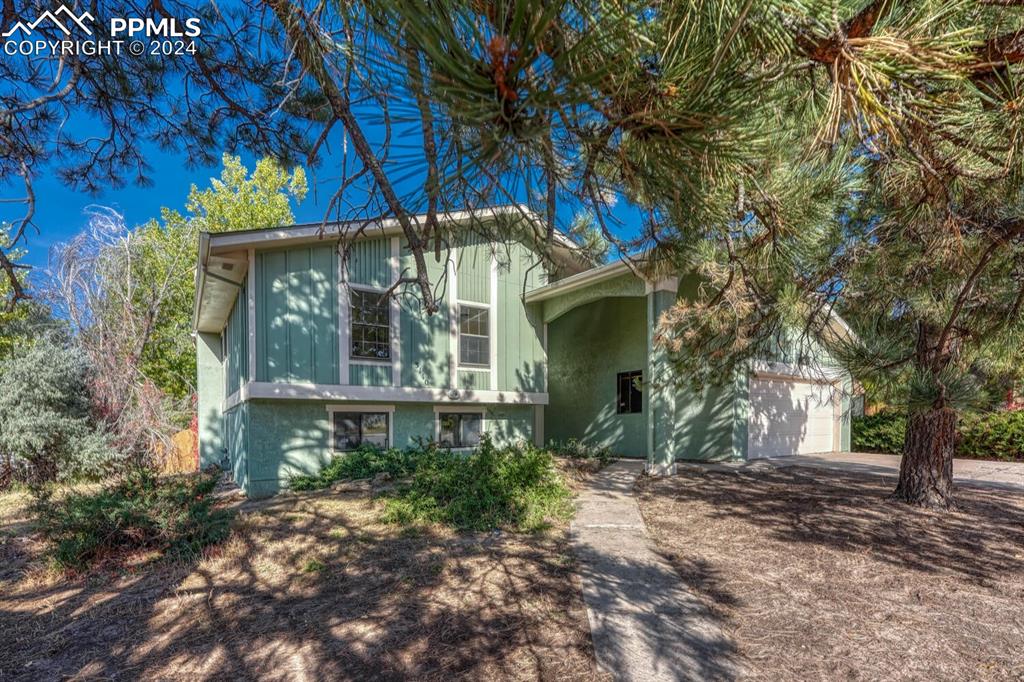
<box><xmin>852</xmin><ymin>409</ymin><xmax>1024</xmax><ymax>461</ymax></box>
<box><xmin>289</xmin><ymin>445</ymin><xmax>419</xmax><ymax>490</ymax></box>
<box><xmin>381</xmin><ymin>438</ymin><xmax>573</xmax><ymax>532</ymax></box>
<box><xmin>852</xmin><ymin>412</ymin><xmax>906</xmax><ymax>454</ymax></box>
<box><xmin>546</xmin><ymin>438</ymin><xmax>613</xmax><ymax>467</ymax></box>
<box><xmin>33</xmin><ymin>468</ymin><xmax>232</xmax><ymax>571</ymax></box>
<box><xmin>0</xmin><ymin>334</ymin><xmax>121</xmax><ymax>486</ymax></box>
<box><xmin>958</xmin><ymin>411</ymin><xmax>1024</xmax><ymax>461</ymax></box>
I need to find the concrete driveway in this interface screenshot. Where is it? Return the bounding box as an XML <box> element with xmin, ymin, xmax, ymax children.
<box><xmin>769</xmin><ymin>452</ymin><xmax>1024</xmax><ymax>491</ymax></box>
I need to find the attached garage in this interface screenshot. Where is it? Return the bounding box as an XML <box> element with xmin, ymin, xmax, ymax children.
<box><xmin>747</xmin><ymin>376</ymin><xmax>839</xmax><ymax>458</ymax></box>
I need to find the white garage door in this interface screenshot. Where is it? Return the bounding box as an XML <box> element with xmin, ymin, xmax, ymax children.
<box><xmin>748</xmin><ymin>377</ymin><xmax>836</xmax><ymax>458</ymax></box>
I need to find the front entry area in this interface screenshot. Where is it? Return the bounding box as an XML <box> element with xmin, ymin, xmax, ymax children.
<box><xmin>747</xmin><ymin>376</ymin><xmax>838</xmax><ymax>458</ymax></box>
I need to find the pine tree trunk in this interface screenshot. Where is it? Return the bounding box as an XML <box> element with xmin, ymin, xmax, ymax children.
<box><xmin>892</xmin><ymin>407</ymin><xmax>956</xmax><ymax>508</ymax></box>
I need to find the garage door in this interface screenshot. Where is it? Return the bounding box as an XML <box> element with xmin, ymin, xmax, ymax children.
<box><xmin>747</xmin><ymin>377</ymin><xmax>836</xmax><ymax>458</ymax></box>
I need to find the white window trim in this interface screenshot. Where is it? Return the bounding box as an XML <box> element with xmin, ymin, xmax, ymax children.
<box><xmin>327</xmin><ymin>403</ymin><xmax>396</xmax><ymax>453</ymax></box>
<box><xmin>338</xmin><ymin>250</ymin><xmax>349</xmax><ymax>385</ymax></box>
<box><xmin>247</xmin><ymin>249</ymin><xmax>257</xmax><ymax>381</ymax></box>
<box><xmin>447</xmin><ymin>257</ymin><xmax>458</xmax><ymax>388</ymax></box>
<box><xmin>390</xmin><ymin>237</ymin><xmax>401</xmax><ymax>386</ymax></box>
<box><xmin>348</xmin><ymin>282</ymin><xmax>395</xmax><ymax>365</ymax></box>
<box><xmin>433</xmin><ymin>405</ymin><xmax>486</xmax><ymax>449</ymax></box>
<box><xmin>456</xmin><ymin>301</ymin><xmax>492</xmax><ymax>371</ymax></box>
<box><xmin>489</xmin><ymin>252</ymin><xmax>498</xmax><ymax>389</ymax></box>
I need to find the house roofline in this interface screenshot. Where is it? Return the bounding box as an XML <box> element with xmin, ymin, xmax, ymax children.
<box><xmin>193</xmin><ymin>204</ymin><xmax>585</xmax><ymax>334</ymax></box>
<box><xmin>523</xmin><ymin>258</ymin><xmax>635</xmax><ymax>303</ymax></box>
<box><xmin>202</xmin><ymin>204</ymin><xmax>578</xmax><ymax>252</ymax></box>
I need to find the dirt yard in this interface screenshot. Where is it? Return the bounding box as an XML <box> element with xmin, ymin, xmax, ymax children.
<box><xmin>636</xmin><ymin>466</ymin><xmax>1024</xmax><ymax>681</ymax></box>
<box><xmin>0</xmin><ymin>488</ymin><xmax>603</xmax><ymax>681</ymax></box>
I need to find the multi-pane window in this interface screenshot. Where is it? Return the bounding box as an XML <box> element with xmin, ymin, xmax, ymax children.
<box><xmin>333</xmin><ymin>412</ymin><xmax>389</xmax><ymax>451</ymax></box>
<box><xmin>616</xmin><ymin>370</ymin><xmax>643</xmax><ymax>414</ymax></box>
<box><xmin>459</xmin><ymin>305</ymin><xmax>490</xmax><ymax>367</ymax></box>
<box><xmin>437</xmin><ymin>412</ymin><xmax>483</xmax><ymax>448</ymax></box>
<box><xmin>351</xmin><ymin>289</ymin><xmax>391</xmax><ymax>360</ymax></box>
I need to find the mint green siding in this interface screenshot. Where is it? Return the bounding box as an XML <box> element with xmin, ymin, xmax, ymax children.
<box><xmin>456</xmin><ymin>235</ymin><xmax>491</xmax><ymax>304</ymax></box>
<box><xmin>400</xmin><ymin>241</ymin><xmax>452</xmax><ymax>388</ymax></box>
<box><xmin>547</xmin><ymin>296</ymin><xmax>648</xmax><ymax>456</ymax></box>
<box><xmin>240</xmin><ymin>400</ymin><xmax>535</xmax><ymax>497</ymax></box>
<box><xmin>197</xmin><ymin>332</ymin><xmax>224</xmax><ymax>468</ymax></box>
<box><xmin>347</xmin><ymin>237</ymin><xmax>391</xmax><ymax>288</ymax></box>
<box><xmin>350</xmin><ymin>363</ymin><xmax>393</xmax><ymax>386</ymax></box>
<box><xmin>224</xmin><ymin>402</ymin><xmax>249</xmax><ymax>489</ymax></box>
<box><xmin>224</xmin><ymin>283</ymin><xmax>248</xmax><ymax>396</ymax></box>
<box><xmin>457</xmin><ymin>369</ymin><xmax>490</xmax><ymax>391</ymax></box>
<box><xmin>256</xmin><ymin>246</ymin><xmax>339</xmax><ymax>384</ymax></box>
<box><xmin>495</xmin><ymin>244</ymin><xmax>546</xmax><ymax>392</ymax></box>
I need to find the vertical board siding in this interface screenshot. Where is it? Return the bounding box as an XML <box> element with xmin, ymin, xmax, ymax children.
<box><xmin>347</xmin><ymin>238</ymin><xmax>390</xmax><ymax>288</ymax></box>
<box><xmin>225</xmin><ymin>281</ymin><xmax>248</xmax><ymax>396</ymax></box>
<box><xmin>456</xmin><ymin>237</ymin><xmax>490</xmax><ymax>304</ymax></box>
<box><xmin>400</xmin><ymin>239</ymin><xmax>451</xmax><ymax>388</ymax></box>
<box><xmin>350</xmin><ymin>363</ymin><xmax>394</xmax><ymax>386</ymax></box>
<box><xmin>257</xmin><ymin>246</ymin><xmax>339</xmax><ymax>383</ymax></box>
<box><xmin>457</xmin><ymin>369</ymin><xmax>490</xmax><ymax>391</ymax></box>
<box><xmin>247</xmin><ymin>233</ymin><xmax>549</xmax><ymax>394</ymax></box>
<box><xmin>496</xmin><ymin>243</ymin><xmax>546</xmax><ymax>393</ymax></box>
<box><xmin>224</xmin><ymin>402</ymin><xmax>249</xmax><ymax>489</ymax></box>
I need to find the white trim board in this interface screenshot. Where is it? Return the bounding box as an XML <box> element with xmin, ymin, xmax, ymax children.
<box><xmin>447</xmin><ymin>256</ymin><xmax>459</xmax><ymax>388</ymax></box>
<box><xmin>489</xmin><ymin>251</ymin><xmax>499</xmax><ymax>390</ymax></box>
<box><xmin>236</xmin><ymin>381</ymin><xmax>548</xmax><ymax>405</ymax></box>
<box><xmin>390</xmin><ymin>236</ymin><xmax>402</xmax><ymax>387</ymax></box>
<box><xmin>247</xmin><ymin>248</ymin><xmax>257</xmax><ymax>381</ymax></box>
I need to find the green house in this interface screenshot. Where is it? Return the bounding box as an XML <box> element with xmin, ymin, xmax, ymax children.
<box><xmin>194</xmin><ymin>207</ymin><xmax>852</xmax><ymax>497</ymax></box>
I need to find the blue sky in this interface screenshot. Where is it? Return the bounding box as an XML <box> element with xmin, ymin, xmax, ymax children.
<box><xmin>13</xmin><ymin>93</ymin><xmax>644</xmax><ymax>288</ymax></box>
<box><xmin>19</xmin><ymin>136</ymin><xmax>642</xmax><ymax>278</ymax></box>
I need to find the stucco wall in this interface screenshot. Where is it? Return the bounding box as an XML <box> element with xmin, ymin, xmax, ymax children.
<box><xmin>196</xmin><ymin>332</ymin><xmax>224</xmax><ymax>469</ymax></box>
<box><xmin>546</xmin><ymin>296</ymin><xmax>648</xmax><ymax>457</ymax></box>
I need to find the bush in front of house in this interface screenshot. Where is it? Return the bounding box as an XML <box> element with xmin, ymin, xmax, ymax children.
<box><xmin>33</xmin><ymin>467</ymin><xmax>233</xmax><ymax>571</ymax></box>
<box><xmin>546</xmin><ymin>438</ymin><xmax>614</xmax><ymax>467</ymax></box>
<box><xmin>381</xmin><ymin>437</ymin><xmax>573</xmax><ymax>532</ymax></box>
<box><xmin>851</xmin><ymin>412</ymin><xmax>906</xmax><ymax>454</ymax></box>
<box><xmin>852</xmin><ymin>409</ymin><xmax>1024</xmax><ymax>461</ymax></box>
<box><xmin>292</xmin><ymin>438</ymin><xmax>575</xmax><ymax>531</ymax></box>
<box><xmin>289</xmin><ymin>445</ymin><xmax>419</xmax><ymax>490</ymax></box>
<box><xmin>958</xmin><ymin>410</ymin><xmax>1024</xmax><ymax>461</ymax></box>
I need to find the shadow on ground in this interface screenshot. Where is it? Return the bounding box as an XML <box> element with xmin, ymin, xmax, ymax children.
<box><xmin>0</xmin><ymin>491</ymin><xmax>606</xmax><ymax>681</ymax></box>
<box><xmin>642</xmin><ymin>465</ymin><xmax>1024</xmax><ymax>582</ymax></box>
<box><xmin>636</xmin><ymin>466</ymin><xmax>1024</xmax><ymax>680</ymax></box>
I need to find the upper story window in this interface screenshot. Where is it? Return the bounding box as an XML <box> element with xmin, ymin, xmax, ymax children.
<box><xmin>351</xmin><ymin>289</ymin><xmax>391</xmax><ymax>361</ymax></box>
<box><xmin>458</xmin><ymin>305</ymin><xmax>490</xmax><ymax>367</ymax></box>
<box><xmin>616</xmin><ymin>370</ymin><xmax>642</xmax><ymax>414</ymax></box>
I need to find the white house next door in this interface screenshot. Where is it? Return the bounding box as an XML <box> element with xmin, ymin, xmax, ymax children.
<box><xmin>747</xmin><ymin>377</ymin><xmax>837</xmax><ymax>458</ymax></box>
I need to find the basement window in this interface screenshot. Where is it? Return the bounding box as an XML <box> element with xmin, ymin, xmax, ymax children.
<box><xmin>351</xmin><ymin>289</ymin><xmax>391</xmax><ymax>360</ymax></box>
<box><xmin>333</xmin><ymin>411</ymin><xmax>389</xmax><ymax>451</ymax></box>
<box><xmin>437</xmin><ymin>412</ymin><xmax>483</xmax><ymax>448</ymax></box>
<box><xmin>617</xmin><ymin>370</ymin><xmax>643</xmax><ymax>414</ymax></box>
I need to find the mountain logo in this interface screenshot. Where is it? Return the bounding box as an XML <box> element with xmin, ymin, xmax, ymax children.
<box><xmin>2</xmin><ymin>5</ymin><xmax>95</xmax><ymax>38</ymax></box>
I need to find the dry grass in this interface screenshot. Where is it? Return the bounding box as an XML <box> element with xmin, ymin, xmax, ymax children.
<box><xmin>636</xmin><ymin>466</ymin><xmax>1024</xmax><ymax>681</ymax></box>
<box><xmin>0</xmin><ymin>488</ymin><xmax>602</xmax><ymax>681</ymax></box>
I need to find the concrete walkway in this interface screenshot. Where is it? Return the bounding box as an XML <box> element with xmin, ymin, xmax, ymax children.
<box><xmin>769</xmin><ymin>452</ymin><xmax>1024</xmax><ymax>491</ymax></box>
<box><xmin>571</xmin><ymin>460</ymin><xmax>737</xmax><ymax>681</ymax></box>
